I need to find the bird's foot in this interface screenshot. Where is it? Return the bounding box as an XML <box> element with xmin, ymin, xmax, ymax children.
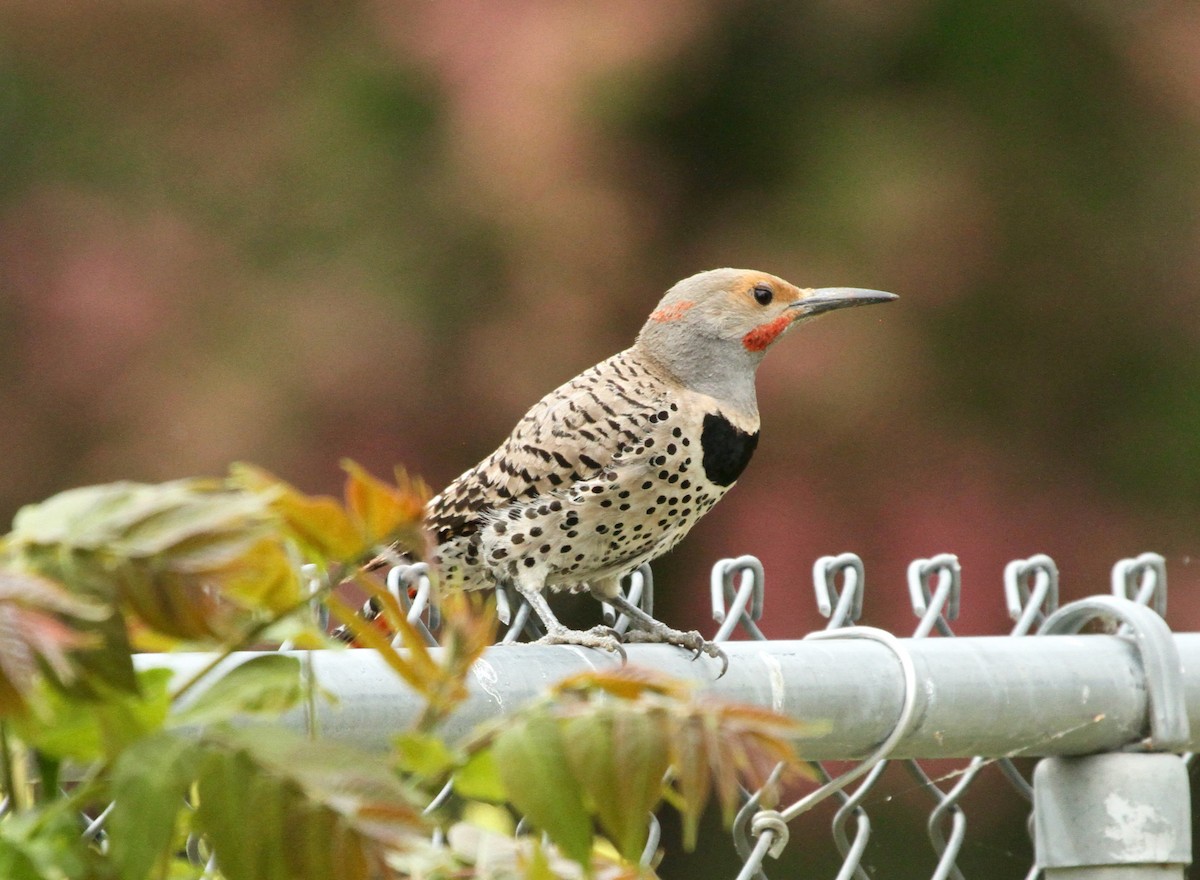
<box><xmin>623</xmin><ymin>626</ymin><xmax>729</xmax><ymax>676</ymax></box>
<box><xmin>535</xmin><ymin>625</ymin><xmax>627</xmax><ymax>663</ymax></box>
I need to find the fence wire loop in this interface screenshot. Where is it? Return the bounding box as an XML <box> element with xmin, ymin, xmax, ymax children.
<box><xmin>732</xmin><ymin>625</ymin><xmax>922</xmax><ymax>879</ymax></box>
<box><xmin>914</xmin><ymin>759</ymin><xmax>975</xmax><ymax>880</ymax></box>
<box><xmin>640</xmin><ymin>813</ymin><xmax>661</xmax><ymax>867</ymax></box>
<box><xmin>386</xmin><ymin>563</ymin><xmax>439</xmax><ymax>647</ymax></box>
<box><xmin>605</xmin><ymin>563</ymin><xmax>654</xmax><ymax>633</ymax></box>
<box><xmin>752</xmin><ymin>812</ymin><xmax>791</xmax><ymax>859</ymax></box>
<box><xmin>496</xmin><ymin>584</ymin><xmax>542</xmax><ymax>643</ymax></box>
<box><xmin>734</xmin><ymin>822</ymin><xmax>784</xmax><ymax>880</ymax></box>
<box><xmin>711</xmin><ymin>556</ymin><xmax>766</xmax><ymax>642</ymax></box>
<box><xmin>80</xmin><ymin>802</ymin><xmax>113</xmax><ymax>842</ymax></box>
<box><xmin>1111</xmin><ymin>551</ymin><xmax>1167</xmax><ymax>617</ymax></box>
<box><xmin>1039</xmin><ymin>594</ymin><xmax>1189</xmax><ymax>751</ymax></box>
<box><xmin>733</xmin><ymin>763</ymin><xmax>788</xmax><ymax>880</ymax></box>
<box><xmin>828</xmin><ymin>769</ymin><xmax>878</xmax><ymax>880</ymax></box>
<box><xmin>907</xmin><ymin>554</ymin><xmax>961</xmax><ymax>637</ymax></box>
<box><xmin>423</xmin><ymin>780</ymin><xmax>455</xmax><ymax>816</ymax></box>
<box><xmin>1003</xmin><ymin>554</ymin><xmax>1059</xmax><ymax>634</ymax></box>
<box><xmin>300</xmin><ymin>563</ymin><xmax>330</xmax><ymax>631</ymax></box>
<box><xmin>782</xmin><ymin>627</ymin><xmax>921</xmax><ymax>823</ymax></box>
<box><xmin>812</xmin><ymin>553</ymin><xmax>865</xmax><ymax>628</ymax></box>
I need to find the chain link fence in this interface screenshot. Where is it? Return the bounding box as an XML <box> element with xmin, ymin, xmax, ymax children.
<box><xmin>138</xmin><ymin>551</ymin><xmax>1197</xmax><ymax>879</ymax></box>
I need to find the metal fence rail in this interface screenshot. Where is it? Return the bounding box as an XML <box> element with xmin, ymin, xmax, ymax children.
<box><xmin>136</xmin><ymin>552</ymin><xmax>1196</xmax><ymax>879</ymax></box>
<box><xmin>140</xmin><ymin>634</ymin><xmax>1200</xmax><ymax>758</ymax></box>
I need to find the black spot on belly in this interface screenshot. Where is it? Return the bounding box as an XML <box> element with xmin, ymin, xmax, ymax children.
<box><xmin>700</xmin><ymin>413</ymin><xmax>759</xmax><ymax>487</ymax></box>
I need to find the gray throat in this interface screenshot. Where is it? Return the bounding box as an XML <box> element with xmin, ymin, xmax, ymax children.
<box><xmin>631</xmin><ymin>334</ymin><xmax>761</xmax><ymax>421</ymax></box>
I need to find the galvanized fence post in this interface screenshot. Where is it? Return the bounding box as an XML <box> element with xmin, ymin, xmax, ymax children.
<box><xmin>1033</xmin><ymin>753</ymin><xmax>1191</xmax><ymax>880</ymax></box>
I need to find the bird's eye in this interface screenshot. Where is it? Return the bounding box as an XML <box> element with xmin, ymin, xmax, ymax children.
<box><xmin>752</xmin><ymin>283</ymin><xmax>773</xmax><ymax>306</ymax></box>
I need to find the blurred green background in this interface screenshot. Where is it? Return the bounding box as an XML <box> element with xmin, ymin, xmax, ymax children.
<box><xmin>2</xmin><ymin>0</ymin><xmax>1198</xmax><ymax>875</ymax></box>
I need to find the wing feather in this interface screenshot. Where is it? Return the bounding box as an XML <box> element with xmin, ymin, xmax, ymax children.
<box><xmin>426</xmin><ymin>349</ymin><xmax>664</xmax><ymax>545</ymax></box>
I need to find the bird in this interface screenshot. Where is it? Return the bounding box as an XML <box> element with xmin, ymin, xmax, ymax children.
<box><xmin>424</xmin><ymin>268</ymin><xmax>896</xmax><ymax>661</ymax></box>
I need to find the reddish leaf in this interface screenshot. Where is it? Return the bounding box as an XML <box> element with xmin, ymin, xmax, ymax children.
<box><xmin>553</xmin><ymin>666</ymin><xmax>691</xmax><ymax>702</ymax></box>
<box><xmin>0</xmin><ymin>571</ymin><xmax>106</xmax><ymax>715</ymax></box>
<box><xmin>229</xmin><ymin>463</ymin><xmax>363</xmax><ymax>564</ymax></box>
<box><xmin>325</xmin><ymin>592</ymin><xmax>442</xmax><ymax>699</ymax></box>
<box><xmin>341</xmin><ymin>459</ymin><xmax>430</xmax><ymax>550</ymax></box>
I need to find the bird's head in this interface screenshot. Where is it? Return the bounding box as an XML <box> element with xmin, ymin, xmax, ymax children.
<box><xmin>634</xmin><ymin>269</ymin><xmax>896</xmax><ymax>400</ymax></box>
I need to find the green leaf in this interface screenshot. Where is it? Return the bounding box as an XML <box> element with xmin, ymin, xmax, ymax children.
<box><xmin>394</xmin><ymin>731</ymin><xmax>459</xmax><ymax>778</ymax></box>
<box><xmin>7</xmin><ymin>479</ymin><xmax>301</xmax><ymax>644</ymax></box>
<box><xmin>9</xmin><ymin>479</ymin><xmax>269</xmax><ymax>564</ymax></box>
<box><xmin>173</xmin><ymin>655</ymin><xmax>303</xmax><ymax>728</ymax></box>
<box><xmin>0</xmin><ymin>837</ymin><xmax>41</xmax><ymax>880</ymax></box>
<box><xmin>9</xmin><ymin>481</ymin><xmax>152</xmax><ymax>548</ymax></box>
<box><xmin>492</xmin><ymin>711</ymin><xmax>594</xmax><ymax>867</ymax></box>
<box><xmin>109</xmin><ymin>732</ymin><xmax>200</xmax><ymax>880</ymax></box>
<box><xmin>197</xmin><ymin>746</ymin><xmax>288</xmax><ymax>880</ymax></box>
<box><xmin>452</xmin><ymin>747</ymin><xmax>506</xmax><ymax>803</ymax></box>
<box><xmin>564</xmin><ymin>709</ymin><xmax>670</xmax><ymax>861</ymax></box>
<box><xmin>0</xmin><ymin>808</ymin><xmax>93</xmax><ymax>880</ymax></box>
<box><xmin>672</xmin><ymin>716</ymin><xmax>712</xmax><ymax>851</ymax></box>
<box><xmin>116</xmin><ymin>489</ymin><xmax>271</xmax><ymax>559</ymax></box>
<box><xmin>195</xmin><ymin>727</ymin><xmax>427</xmax><ymax>880</ymax></box>
<box><xmin>15</xmin><ymin>667</ymin><xmax>172</xmax><ymax>761</ymax></box>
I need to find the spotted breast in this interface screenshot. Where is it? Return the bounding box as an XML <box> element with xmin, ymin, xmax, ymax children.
<box><xmin>427</xmin><ymin>347</ymin><xmax>758</xmax><ymax>593</ymax></box>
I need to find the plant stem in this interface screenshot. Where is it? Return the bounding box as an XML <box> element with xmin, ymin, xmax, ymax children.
<box><xmin>34</xmin><ymin>751</ymin><xmax>60</xmax><ymax>803</ymax></box>
<box><xmin>0</xmin><ymin>722</ymin><xmax>17</xmax><ymax>810</ymax></box>
<box><xmin>303</xmin><ymin>651</ymin><xmax>319</xmax><ymax>740</ymax></box>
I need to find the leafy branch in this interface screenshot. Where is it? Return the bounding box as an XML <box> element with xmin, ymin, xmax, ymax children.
<box><xmin>0</xmin><ymin>462</ymin><xmax>814</xmax><ymax>880</ymax></box>
<box><xmin>451</xmin><ymin>667</ymin><xmax>815</xmax><ymax>863</ymax></box>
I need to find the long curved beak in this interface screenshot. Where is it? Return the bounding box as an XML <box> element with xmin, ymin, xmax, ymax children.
<box><xmin>790</xmin><ymin>288</ymin><xmax>898</xmax><ymax>318</ymax></box>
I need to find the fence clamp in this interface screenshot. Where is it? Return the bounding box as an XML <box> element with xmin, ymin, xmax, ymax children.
<box><xmin>1038</xmin><ymin>594</ymin><xmax>1188</xmax><ymax>752</ymax></box>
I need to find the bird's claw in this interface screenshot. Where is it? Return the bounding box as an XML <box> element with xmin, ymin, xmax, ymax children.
<box><xmin>535</xmin><ymin>625</ymin><xmax>627</xmax><ymax>664</ymax></box>
<box><xmin>690</xmin><ymin>640</ymin><xmax>729</xmax><ymax>677</ymax></box>
<box><xmin>623</xmin><ymin>627</ymin><xmax>729</xmax><ymax>676</ymax></box>
<box><xmin>709</xmin><ymin>644</ymin><xmax>730</xmax><ymax>678</ymax></box>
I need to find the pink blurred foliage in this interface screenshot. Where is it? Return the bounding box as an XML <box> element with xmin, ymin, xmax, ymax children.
<box><xmin>3</xmin><ymin>192</ymin><xmax>186</xmax><ymax>393</ymax></box>
<box><xmin>0</xmin><ymin>0</ymin><xmax>1197</xmax><ymax>639</ymax></box>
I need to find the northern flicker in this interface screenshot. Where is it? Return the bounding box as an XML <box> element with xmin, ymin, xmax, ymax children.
<box><xmin>425</xmin><ymin>268</ymin><xmax>896</xmax><ymax>661</ymax></box>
